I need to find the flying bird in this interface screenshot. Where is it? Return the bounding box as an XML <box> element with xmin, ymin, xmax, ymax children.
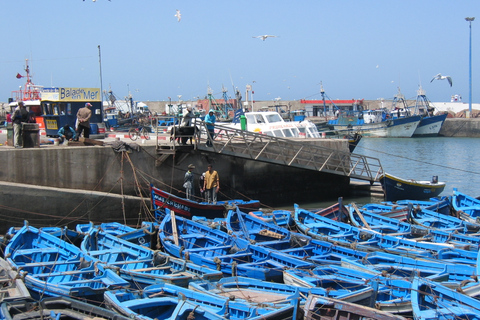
<box><xmin>252</xmin><ymin>35</ymin><xmax>278</xmax><ymax>41</ymax></box>
<box><xmin>430</xmin><ymin>73</ymin><xmax>453</xmax><ymax>87</ymax></box>
<box><xmin>175</xmin><ymin>9</ymin><xmax>181</xmax><ymax>22</ymax></box>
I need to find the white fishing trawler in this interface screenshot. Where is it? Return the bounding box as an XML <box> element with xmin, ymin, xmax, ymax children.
<box><xmin>225</xmin><ymin>110</ymin><xmax>321</xmax><ymax>138</ymax></box>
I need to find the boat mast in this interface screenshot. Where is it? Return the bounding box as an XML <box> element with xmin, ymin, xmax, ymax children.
<box><xmin>98</xmin><ymin>45</ymin><xmax>104</xmax><ymax>110</ymax></box>
<box><xmin>16</xmin><ymin>59</ymin><xmax>41</xmax><ymax>102</ymax></box>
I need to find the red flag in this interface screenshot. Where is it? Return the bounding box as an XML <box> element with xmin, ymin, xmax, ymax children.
<box><xmin>16</xmin><ymin>73</ymin><xmax>22</xmax><ymax>79</ymax></box>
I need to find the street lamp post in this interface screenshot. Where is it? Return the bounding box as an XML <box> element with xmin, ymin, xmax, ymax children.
<box><xmin>466</xmin><ymin>17</ymin><xmax>475</xmax><ymax>118</ymax></box>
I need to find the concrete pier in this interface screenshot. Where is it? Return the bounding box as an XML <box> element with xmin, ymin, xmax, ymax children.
<box><xmin>0</xmin><ymin>138</ymin><xmax>353</xmax><ymax>233</ymax></box>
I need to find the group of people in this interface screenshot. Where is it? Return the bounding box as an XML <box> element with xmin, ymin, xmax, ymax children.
<box><xmin>184</xmin><ymin>163</ymin><xmax>220</xmax><ymax>204</ymax></box>
<box><xmin>57</xmin><ymin>102</ymin><xmax>93</xmax><ymax>144</ymax></box>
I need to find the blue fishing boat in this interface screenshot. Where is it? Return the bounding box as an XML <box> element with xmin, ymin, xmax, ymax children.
<box><xmin>0</xmin><ymin>297</ymin><xmax>132</xmax><ymax>320</ymax></box>
<box><xmin>105</xmin><ymin>283</ymin><xmax>296</xmax><ymax>320</ymax></box>
<box><xmin>407</xmin><ymin>204</ymin><xmax>480</xmax><ymax>234</ymax></box>
<box><xmin>347</xmin><ymin>204</ymin><xmax>480</xmax><ymax>251</ymax></box>
<box><xmin>189</xmin><ymin>276</ymin><xmax>302</xmax><ymax>311</ymax></box>
<box><xmin>284</xmin><ymin>266</ymin><xmax>389</xmax><ymax>308</ymax></box>
<box><xmin>159</xmin><ymin>209</ymin><xmax>314</xmax><ymax>281</ymax></box>
<box><xmin>285</xmin><ymin>265</ymin><xmax>413</xmax><ymax>315</ymax></box>
<box><xmin>452</xmin><ymin>188</ymin><xmax>480</xmax><ymax>224</ymax></box>
<box><xmin>4</xmin><ymin>223</ymin><xmax>129</xmax><ymax>301</ymax></box>
<box><xmin>379</xmin><ymin>173</ymin><xmax>446</xmax><ymax>201</ymax></box>
<box><xmin>304</xmin><ymin>295</ymin><xmax>408</xmax><ymax>320</ymax></box>
<box><xmin>346</xmin><ymin>203</ymin><xmax>429</xmax><ymax>236</ymax></box>
<box><xmin>294</xmin><ymin>204</ymin><xmax>379</xmax><ymax>252</ymax></box>
<box><xmin>225</xmin><ymin>207</ymin><xmax>309</xmax><ymax>250</ymax></box>
<box><xmin>77</xmin><ymin>221</ymin><xmax>155</xmax><ymax>248</ymax></box>
<box><xmin>411</xmin><ymin>276</ymin><xmax>480</xmax><ymax>320</ymax></box>
<box><xmin>104</xmin><ymin>288</ymin><xmax>229</xmax><ymax>320</ymax></box>
<box><xmin>341</xmin><ymin>251</ymin><xmax>480</xmax><ymax>296</ymax></box>
<box><xmin>294</xmin><ymin>204</ymin><xmax>478</xmax><ymax>264</ymax></box>
<box><xmin>151</xmin><ymin>185</ymin><xmax>260</xmax><ymax>219</ymax></box>
<box><xmin>80</xmin><ymin>226</ymin><xmax>223</xmax><ymax>288</ymax></box>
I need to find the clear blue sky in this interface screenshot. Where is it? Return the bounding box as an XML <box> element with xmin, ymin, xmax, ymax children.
<box><xmin>1</xmin><ymin>1</ymin><xmax>479</xmax><ymax>104</ymax></box>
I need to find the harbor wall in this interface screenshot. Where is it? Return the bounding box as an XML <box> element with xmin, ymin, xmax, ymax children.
<box><xmin>439</xmin><ymin>118</ymin><xmax>480</xmax><ymax>137</ymax></box>
<box><xmin>0</xmin><ymin>140</ymin><xmax>351</xmax><ymax>231</ymax></box>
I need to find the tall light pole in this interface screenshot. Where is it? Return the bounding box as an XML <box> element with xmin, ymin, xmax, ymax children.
<box><xmin>98</xmin><ymin>45</ymin><xmax>104</xmax><ymax>110</ymax></box>
<box><xmin>466</xmin><ymin>17</ymin><xmax>475</xmax><ymax>118</ymax></box>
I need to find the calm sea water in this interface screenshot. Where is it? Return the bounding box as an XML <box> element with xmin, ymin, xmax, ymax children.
<box><xmin>295</xmin><ymin>137</ymin><xmax>480</xmax><ymax>210</ymax></box>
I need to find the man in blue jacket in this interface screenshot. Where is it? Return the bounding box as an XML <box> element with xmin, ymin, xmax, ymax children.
<box><xmin>57</xmin><ymin>124</ymin><xmax>77</xmax><ymax>144</ymax></box>
<box><xmin>204</xmin><ymin>109</ymin><xmax>216</xmax><ymax>147</ymax></box>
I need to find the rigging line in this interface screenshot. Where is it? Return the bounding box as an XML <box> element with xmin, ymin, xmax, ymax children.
<box><xmin>54</xmin><ymin>152</ymin><xmax>124</xmax><ymax>226</ymax></box>
<box><xmin>355</xmin><ymin>145</ymin><xmax>480</xmax><ymax>175</ymax></box>
<box><xmin>124</xmin><ymin>152</ymin><xmax>155</xmax><ymax>225</ymax></box>
<box><xmin>121</xmin><ymin>152</ymin><xmax>126</xmax><ymax>225</ymax></box>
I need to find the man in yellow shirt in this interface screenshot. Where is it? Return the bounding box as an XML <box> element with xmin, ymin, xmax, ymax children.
<box><xmin>203</xmin><ymin>164</ymin><xmax>219</xmax><ymax>204</ymax></box>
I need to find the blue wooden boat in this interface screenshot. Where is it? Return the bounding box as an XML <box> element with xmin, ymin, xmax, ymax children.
<box><xmin>347</xmin><ymin>204</ymin><xmax>480</xmax><ymax>251</ymax></box>
<box><xmin>346</xmin><ymin>203</ymin><xmax>429</xmax><ymax>236</ymax></box>
<box><xmin>189</xmin><ymin>276</ymin><xmax>302</xmax><ymax>311</ymax></box>
<box><xmin>452</xmin><ymin>188</ymin><xmax>480</xmax><ymax>224</ymax></box>
<box><xmin>407</xmin><ymin>204</ymin><xmax>480</xmax><ymax>233</ymax></box>
<box><xmin>0</xmin><ymin>297</ymin><xmax>132</xmax><ymax>320</ymax></box>
<box><xmin>412</xmin><ymin>276</ymin><xmax>480</xmax><ymax>320</ymax></box>
<box><xmin>294</xmin><ymin>204</ymin><xmax>379</xmax><ymax>252</ymax></box>
<box><xmin>104</xmin><ymin>288</ymin><xmax>227</xmax><ymax>320</ymax></box>
<box><xmin>225</xmin><ymin>206</ymin><xmax>309</xmax><ymax>250</ymax></box>
<box><xmin>76</xmin><ymin>221</ymin><xmax>138</xmax><ymax>235</ymax></box>
<box><xmin>151</xmin><ymin>185</ymin><xmax>260</xmax><ymax>219</ymax></box>
<box><xmin>341</xmin><ymin>251</ymin><xmax>480</xmax><ymax>296</ymax></box>
<box><xmin>360</xmin><ymin>203</ymin><xmax>410</xmax><ymax>220</ymax></box>
<box><xmin>80</xmin><ymin>226</ymin><xmax>222</xmax><ymax>288</ymax></box>
<box><xmin>76</xmin><ymin>221</ymin><xmax>154</xmax><ymax>248</ymax></box>
<box><xmin>360</xmin><ymin>200</ymin><xmax>480</xmax><ymax>234</ymax></box>
<box><xmin>0</xmin><ymin>258</ymin><xmax>31</xmax><ymax>302</ymax></box>
<box><xmin>159</xmin><ymin>209</ymin><xmax>314</xmax><ymax>281</ymax></box>
<box><xmin>284</xmin><ymin>266</ymin><xmax>389</xmax><ymax>308</ymax></box>
<box><xmin>304</xmin><ymin>295</ymin><xmax>408</xmax><ymax>320</ymax></box>
<box><xmin>242</xmin><ymin>209</ymin><xmax>294</xmax><ymax>228</ymax></box>
<box><xmin>379</xmin><ymin>173</ymin><xmax>446</xmax><ymax>201</ymax></box>
<box><xmin>285</xmin><ymin>265</ymin><xmax>413</xmax><ymax>315</ymax></box>
<box><xmin>4</xmin><ymin>223</ymin><xmax>129</xmax><ymax>301</ymax></box>
<box><xmin>105</xmin><ymin>283</ymin><xmax>296</xmax><ymax>320</ymax></box>
<box><xmin>296</xmin><ymin>204</ymin><xmax>479</xmax><ymax>264</ymax></box>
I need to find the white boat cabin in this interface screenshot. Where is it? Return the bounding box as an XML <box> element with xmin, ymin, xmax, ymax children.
<box><xmin>239</xmin><ymin>111</ymin><xmax>321</xmax><ymax>138</ymax></box>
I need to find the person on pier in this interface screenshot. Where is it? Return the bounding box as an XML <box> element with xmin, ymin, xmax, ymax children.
<box><xmin>203</xmin><ymin>164</ymin><xmax>219</xmax><ymax>204</ymax></box>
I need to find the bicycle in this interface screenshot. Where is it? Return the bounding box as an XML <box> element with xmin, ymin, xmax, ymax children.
<box><xmin>128</xmin><ymin>126</ymin><xmax>151</xmax><ymax>141</ymax></box>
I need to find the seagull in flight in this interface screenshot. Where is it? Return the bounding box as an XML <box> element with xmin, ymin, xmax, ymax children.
<box><xmin>175</xmin><ymin>9</ymin><xmax>181</xmax><ymax>22</ymax></box>
<box><xmin>252</xmin><ymin>35</ymin><xmax>278</xmax><ymax>41</ymax></box>
<box><xmin>430</xmin><ymin>73</ymin><xmax>453</xmax><ymax>87</ymax></box>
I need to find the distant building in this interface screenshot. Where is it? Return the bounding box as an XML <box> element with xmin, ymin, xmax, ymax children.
<box><xmin>300</xmin><ymin>99</ymin><xmax>365</xmax><ymax>118</ymax></box>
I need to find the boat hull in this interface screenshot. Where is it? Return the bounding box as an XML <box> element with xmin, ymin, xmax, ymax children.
<box><xmin>379</xmin><ymin>173</ymin><xmax>446</xmax><ymax>201</ymax></box>
<box><xmin>412</xmin><ymin>113</ymin><xmax>448</xmax><ymax>137</ymax></box>
<box><xmin>334</xmin><ymin>116</ymin><xmax>421</xmax><ymax>138</ymax></box>
<box><xmin>151</xmin><ymin>185</ymin><xmax>260</xmax><ymax>219</ymax></box>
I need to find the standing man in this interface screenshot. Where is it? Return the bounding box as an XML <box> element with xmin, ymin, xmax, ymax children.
<box><xmin>184</xmin><ymin>164</ymin><xmax>195</xmax><ymax>200</ymax></box>
<box><xmin>204</xmin><ymin>109</ymin><xmax>216</xmax><ymax>147</ymax></box>
<box><xmin>12</xmin><ymin>102</ymin><xmax>28</xmax><ymax>148</ymax></box>
<box><xmin>76</xmin><ymin>102</ymin><xmax>92</xmax><ymax>139</ymax></box>
<box><xmin>203</xmin><ymin>164</ymin><xmax>219</xmax><ymax>204</ymax></box>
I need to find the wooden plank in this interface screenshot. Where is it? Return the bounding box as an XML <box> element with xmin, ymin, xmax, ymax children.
<box><xmin>78</xmin><ymin>137</ymin><xmax>104</xmax><ymax>146</ymax></box>
<box><xmin>351</xmin><ymin>203</ymin><xmax>372</xmax><ymax>230</ymax></box>
<box><xmin>170</xmin><ymin>210</ymin><xmax>179</xmax><ymax>246</ymax></box>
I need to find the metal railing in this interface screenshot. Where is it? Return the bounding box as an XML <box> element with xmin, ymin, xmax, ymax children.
<box><xmin>153</xmin><ymin>116</ymin><xmax>384</xmax><ymax>182</ymax></box>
